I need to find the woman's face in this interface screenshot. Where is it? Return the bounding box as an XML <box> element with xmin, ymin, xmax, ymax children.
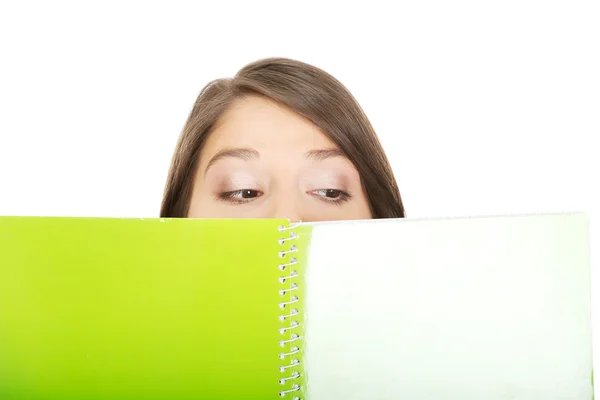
<box><xmin>188</xmin><ymin>95</ymin><xmax>372</xmax><ymax>222</ymax></box>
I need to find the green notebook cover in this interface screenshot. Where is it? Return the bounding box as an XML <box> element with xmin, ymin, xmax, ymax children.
<box><xmin>0</xmin><ymin>217</ymin><xmax>309</xmax><ymax>400</ymax></box>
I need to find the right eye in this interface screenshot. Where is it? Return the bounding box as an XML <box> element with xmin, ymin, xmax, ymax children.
<box><xmin>218</xmin><ymin>189</ymin><xmax>263</xmax><ymax>204</ymax></box>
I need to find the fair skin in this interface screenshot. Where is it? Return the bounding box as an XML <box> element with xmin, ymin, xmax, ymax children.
<box><xmin>188</xmin><ymin>95</ymin><xmax>372</xmax><ymax>222</ymax></box>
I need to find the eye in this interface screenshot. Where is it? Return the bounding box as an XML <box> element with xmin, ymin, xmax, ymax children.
<box><xmin>310</xmin><ymin>189</ymin><xmax>351</xmax><ymax>204</ymax></box>
<box><xmin>218</xmin><ymin>189</ymin><xmax>263</xmax><ymax>204</ymax></box>
<box><xmin>313</xmin><ymin>189</ymin><xmax>344</xmax><ymax>199</ymax></box>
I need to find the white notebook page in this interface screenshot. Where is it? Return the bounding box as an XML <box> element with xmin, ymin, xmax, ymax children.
<box><xmin>302</xmin><ymin>214</ymin><xmax>592</xmax><ymax>399</ymax></box>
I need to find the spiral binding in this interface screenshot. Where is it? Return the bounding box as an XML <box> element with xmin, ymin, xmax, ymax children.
<box><xmin>278</xmin><ymin>223</ymin><xmax>302</xmax><ymax>399</ymax></box>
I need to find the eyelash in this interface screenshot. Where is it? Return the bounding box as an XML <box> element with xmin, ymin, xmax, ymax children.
<box><xmin>311</xmin><ymin>189</ymin><xmax>352</xmax><ymax>205</ymax></box>
<box><xmin>217</xmin><ymin>190</ymin><xmax>262</xmax><ymax>204</ymax></box>
<box><xmin>216</xmin><ymin>189</ymin><xmax>352</xmax><ymax>205</ymax></box>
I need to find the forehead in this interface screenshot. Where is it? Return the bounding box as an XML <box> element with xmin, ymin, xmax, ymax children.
<box><xmin>206</xmin><ymin>95</ymin><xmax>336</xmax><ymax>150</ymax></box>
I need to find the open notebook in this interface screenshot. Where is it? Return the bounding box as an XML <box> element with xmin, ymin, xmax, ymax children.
<box><xmin>0</xmin><ymin>214</ymin><xmax>593</xmax><ymax>399</ymax></box>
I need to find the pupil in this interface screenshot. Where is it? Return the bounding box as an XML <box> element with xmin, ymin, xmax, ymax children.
<box><xmin>326</xmin><ymin>190</ymin><xmax>339</xmax><ymax>198</ymax></box>
<box><xmin>242</xmin><ymin>190</ymin><xmax>255</xmax><ymax>198</ymax></box>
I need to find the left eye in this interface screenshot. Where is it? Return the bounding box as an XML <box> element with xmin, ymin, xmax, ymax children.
<box><xmin>312</xmin><ymin>189</ymin><xmax>345</xmax><ymax>199</ymax></box>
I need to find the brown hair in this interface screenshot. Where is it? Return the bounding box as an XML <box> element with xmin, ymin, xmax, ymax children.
<box><xmin>160</xmin><ymin>57</ymin><xmax>405</xmax><ymax>218</ymax></box>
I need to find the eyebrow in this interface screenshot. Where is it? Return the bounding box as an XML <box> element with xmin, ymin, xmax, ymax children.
<box><xmin>204</xmin><ymin>148</ymin><xmax>260</xmax><ymax>176</ymax></box>
<box><xmin>203</xmin><ymin>147</ymin><xmax>347</xmax><ymax>175</ymax></box>
<box><xmin>304</xmin><ymin>148</ymin><xmax>346</xmax><ymax>162</ymax></box>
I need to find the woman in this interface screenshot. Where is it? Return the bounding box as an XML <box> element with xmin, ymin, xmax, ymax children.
<box><xmin>160</xmin><ymin>57</ymin><xmax>405</xmax><ymax>221</ymax></box>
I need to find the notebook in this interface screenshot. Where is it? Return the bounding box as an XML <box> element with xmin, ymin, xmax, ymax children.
<box><xmin>0</xmin><ymin>213</ymin><xmax>593</xmax><ymax>399</ymax></box>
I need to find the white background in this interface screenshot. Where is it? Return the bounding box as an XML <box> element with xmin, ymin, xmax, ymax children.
<box><xmin>0</xmin><ymin>0</ymin><xmax>598</xmax><ymax>395</ymax></box>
